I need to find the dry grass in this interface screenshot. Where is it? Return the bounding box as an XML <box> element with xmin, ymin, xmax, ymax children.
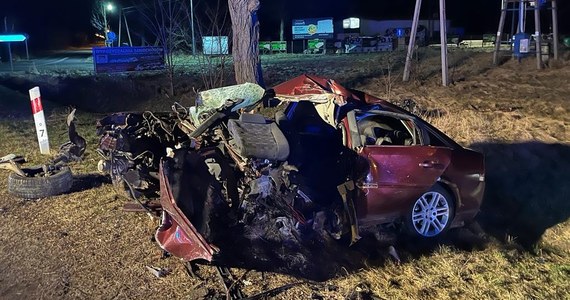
<box><xmin>1</xmin><ymin>50</ymin><xmax>569</xmax><ymax>299</ymax></box>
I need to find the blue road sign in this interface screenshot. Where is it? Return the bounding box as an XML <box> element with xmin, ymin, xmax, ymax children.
<box><xmin>0</xmin><ymin>34</ymin><xmax>27</xmax><ymax>42</ymax></box>
<box><xmin>92</xmin><ymin>46</ymin><xmax>166</xmax><ymax>73</ymax></box>
<box><xmin>396</xmin><ymin>28</ymin><xmax>405</xmax><ymax>38</ymax></box>
<box><xmin>107</xmin><ymin>31</ymin><xmax>117</xmax><ymax>42</ymax></box>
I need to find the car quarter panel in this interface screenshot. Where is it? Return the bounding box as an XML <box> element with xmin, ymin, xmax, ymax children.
<box><xmin>441</xmin><ymin>148</ymin><xmax>486</xmax><ymax>226</ymax></box>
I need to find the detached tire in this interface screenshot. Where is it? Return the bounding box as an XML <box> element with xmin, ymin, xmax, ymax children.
<box><xmin>8</xmin><ymin>166</ymin><xmax>73</xmax><ymax>199</ymax></box>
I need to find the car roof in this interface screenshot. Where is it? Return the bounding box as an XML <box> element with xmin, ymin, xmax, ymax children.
<box><xmin>273</xmin><ymin>74</ymin><xmax>412</xmax><ymax>124</ymax></box>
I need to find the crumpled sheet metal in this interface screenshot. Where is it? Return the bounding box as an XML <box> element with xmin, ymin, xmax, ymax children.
<box><xmin>51</xmin><ymin>108</ymin><xmax>87</xmax><ymax>165</ymax></box>
<box><xmin>155</xmin><ymin>161</ymin><xmax>218</xmax><ymax>262</ymax></box>
<box><xmin>273</xmin><ymin>74</ymin><xmax>405</xmax><ymax>126</ymax></box>
<box><xmin>273</xmin><ymin>74</ymin><xmax>352</xmax><ymax>105</ymax></box>
<box><xmin>249</xmin><ymin>175</ymin><xmax>273</xmax><ymax>199</ymax></box>
<box><xmin>189</xmin><ymin>83</ymin><xmax>265</xmax><ymax>125</ymax></box>
<box><xmin>273</xmin><ymin>74</ymin><xmax>351</xmax><ymax>127</ymax></box>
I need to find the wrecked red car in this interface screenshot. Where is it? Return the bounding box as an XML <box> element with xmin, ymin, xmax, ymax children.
<box><xmin>97</xmin><ymin>75</ymin><xmax>485</xmax><ymax>263</ymax></box>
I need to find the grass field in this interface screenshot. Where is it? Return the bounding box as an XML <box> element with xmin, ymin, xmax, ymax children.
<box><xmin>0</xmin><ymin>49</ymin><xmax>569</xmax><ymax>299</ymax></box>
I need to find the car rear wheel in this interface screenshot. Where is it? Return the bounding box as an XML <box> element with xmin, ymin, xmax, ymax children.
<box><xmin>406</xmin><ymin>184</ymin><xmax>454</xmax><ymax>238</ymax></box>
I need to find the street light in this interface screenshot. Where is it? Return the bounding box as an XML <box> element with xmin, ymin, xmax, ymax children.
<box><xmin>103</xmin><ymin>2</ymin><xmax>114</xmax><ymax>47</ymax></box>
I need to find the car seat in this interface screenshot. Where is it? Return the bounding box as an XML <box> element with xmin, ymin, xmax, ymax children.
<box><xmin>227</xmin><ymin>113</ymin><xmax>290</xmax><ymax>161</ymax></box>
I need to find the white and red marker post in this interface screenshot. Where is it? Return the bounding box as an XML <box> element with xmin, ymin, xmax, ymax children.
<box><xmin>28</xmin><ymin>86</ymin><xmax>50</xmax><ymax>154</ymax></box>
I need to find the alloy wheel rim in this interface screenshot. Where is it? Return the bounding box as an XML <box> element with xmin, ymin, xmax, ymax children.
<box><xmin>411</xmin><ymin>191</ymin><xmax>450</xmax><ymax>237</ymax></box>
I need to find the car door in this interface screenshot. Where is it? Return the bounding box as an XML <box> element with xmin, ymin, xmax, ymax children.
<box><xmin>344</xmin><ymin>110</ymin><xmax>452</xmax><ymax>224</ymax></box>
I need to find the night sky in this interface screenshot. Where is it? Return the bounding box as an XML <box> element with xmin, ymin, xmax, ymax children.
<box><xmin>0</xmin><ymin>0</ymin><xmax>568</xmax><ymax>49</ymax></box>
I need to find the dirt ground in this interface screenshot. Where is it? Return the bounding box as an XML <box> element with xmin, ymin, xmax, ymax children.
<box><xmin>0</xmin><ymin>49</ymin><xmax>569</xmax><ymax>299</ymax></box>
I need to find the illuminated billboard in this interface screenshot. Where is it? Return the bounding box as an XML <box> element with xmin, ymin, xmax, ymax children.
<box><xmin>292</xmin><ymin>18</ymin><xmax>334</xmax><ymax>40</ymax></box>
<box><xmin>202</xmin><ymin>36</ymin><xmax>229</xmax><ymax>55</ymax></box>
<box><xmin>342</xmin><ymin>18</ymin><xmax>360</xmax><ymax>29</ymax></box>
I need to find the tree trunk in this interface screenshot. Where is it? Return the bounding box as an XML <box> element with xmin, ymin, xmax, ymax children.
<box><xmin>228</xmin><ymin>0</ymin><xmax>264</xmax><ymax>87</ymax></box>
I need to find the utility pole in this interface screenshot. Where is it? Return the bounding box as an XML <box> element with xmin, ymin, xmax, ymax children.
<box><xmin>280</xmin><ymin>18</ymin><xmax>284</xmax><ymax>41</ymax></box>
<box><xmin>124</xmin><ymin>13</ymin><xmax>133</xmax><ymax>46</ymax></box>
<box><xmin>190</xmin><ymin>0</ymin><xmax>196</xmax><ymax>55</ymax></box>
<box><xmin>403</xmin><ymin>0</ymin><xmax>448</xmax><ymax>86</ymax></box>
<box><xmin>534</xmin><ymin>1</ymin><xmax>542</xmax><ymax>69</ymax></box>
<box><xmin>25</xmin><ymin>37</ymin><xmax>29</xmax><ymax>60</ymax></box>
<box><xmin>493</xmin><ymin>0</ymin><xmax>558</xmax><ymax>68</ymax></box>
<box><xmin>4</xmin><ymin>17</ymin><xmax>13</xmax><ymax>72</ymax></box>
<box><xmin>551</xmin><ymin>0</ymin><xmax>559</xmax><ymax>59</ymax></box>
<box><xmin>493</xmin><ymin>1</ymin><xmax>507</xmax><ymax>65</ymax></box>
<box><xmin>121</xmin><ymin>6</ymin><xmax>135</xmax><ymax>47</ymax></box>
<box><xmin>118</xmin><ymin>9</ymin><xmax>122</xmax><ymax>46</ymax></box>
<box><xmin>103</xmin><ymin>3</ymin><xmax>109</xmax><ymax>47</ymax></box>
<box><xmin>403</xmin><ymin>0</ymin><xmax>422</xmax><ymax>82</ymax></box>
<box><xmin>439</xmin><ymin>0</ymin><xmax>449</xmax><ymax>86</ymax></box>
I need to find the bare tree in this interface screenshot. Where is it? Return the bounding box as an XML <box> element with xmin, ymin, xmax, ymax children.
<box><xmin>137</xmin><ymin>0</ymin><xmax>190</xmax><ymax>96</ymax></box>
<box><xmin>134</xmin><ymin>0</ymin><xmax>233</xmax><ymax>95</ymax></box>
<box><xmin>228</xmin><ymin>0</ymin><xmax>264</xmax><ymax>87</ymax></box>
<box><xmin>379</xmin><ymin>52</ymin><xmax>405</xmax><ymax>101</ymax></box>
<box><xmin>90</xmin><ymin>0</ymin><xmax>106</xmax><ymax>32</ymax></box>
<box><xmin>194</xmin><ymin>0</ymin><xmax>232</xmax><ymax>89</ymax></box>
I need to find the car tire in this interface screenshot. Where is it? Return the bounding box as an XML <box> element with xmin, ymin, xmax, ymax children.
<box><xmin>406</xmin><ymin>184</ymin><xmax>455</xmax><ymax>238</ymax></box>
<box><xmin>8</xmin><ymin>166</ymin><xmax>73</xmax><ymax>199</ymax></box>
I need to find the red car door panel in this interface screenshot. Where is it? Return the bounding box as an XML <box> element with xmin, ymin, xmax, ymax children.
<box><xmin>356</xmin><ymin>146</ymin><xmax>452</xmax><ymax>223</ymax></box>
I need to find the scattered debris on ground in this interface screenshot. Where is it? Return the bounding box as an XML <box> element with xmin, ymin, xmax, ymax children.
<box><xmin>0</xmin><ymin>108</ymin><xmax>86</xmax><ymax>199</ymax></box>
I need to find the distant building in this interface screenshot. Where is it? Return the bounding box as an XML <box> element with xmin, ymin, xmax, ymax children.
<box><xmin>337</xmin><ymin>18</ymin><xmax>452</xmax><ymax>43</ymax></box>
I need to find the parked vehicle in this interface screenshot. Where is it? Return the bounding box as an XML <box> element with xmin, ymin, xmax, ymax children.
<box><xmin>97</xmin><ymin>75</ymin><xmax>485</xmax><ymax>262</ymax></box>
